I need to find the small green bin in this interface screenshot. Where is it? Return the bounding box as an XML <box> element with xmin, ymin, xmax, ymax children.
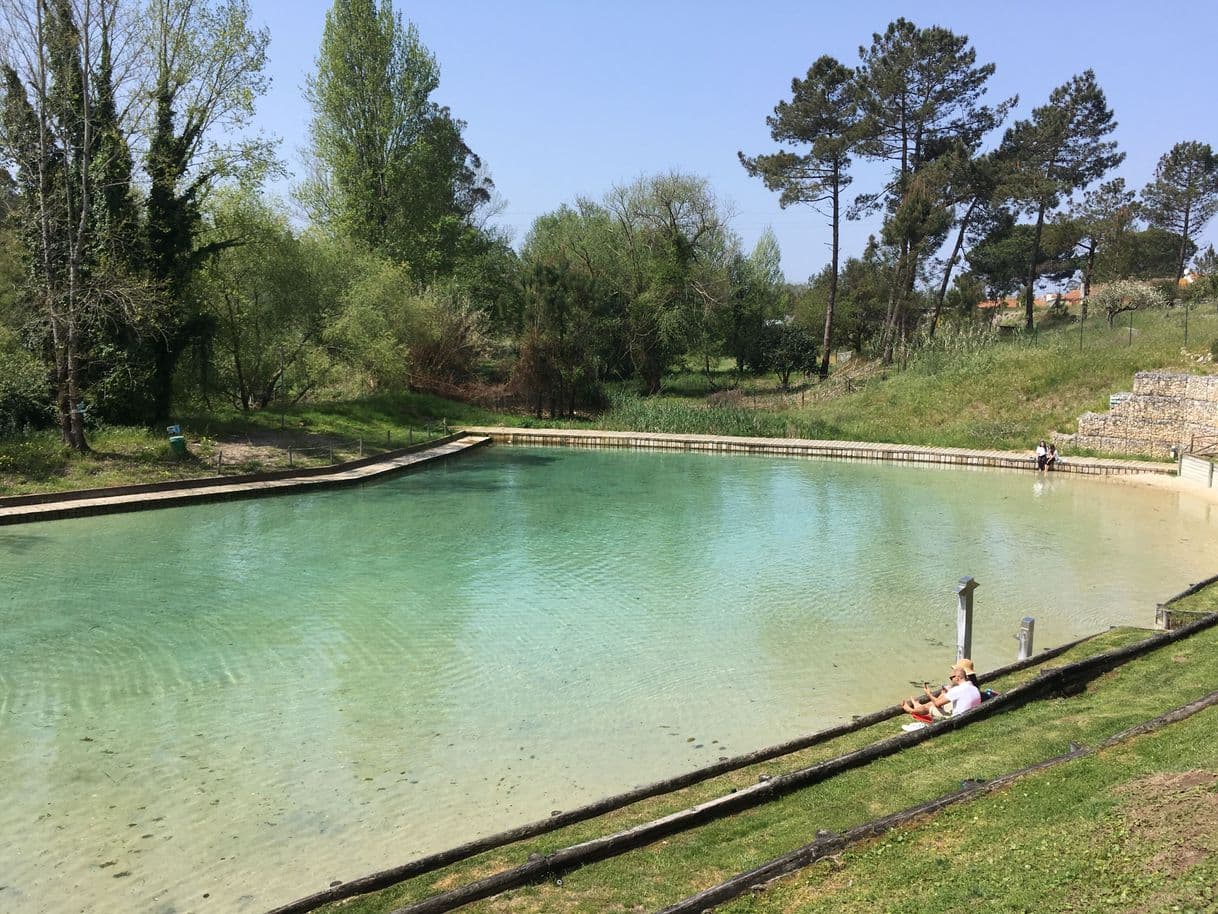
<box><xmin>169</xmin><ymin>434</ymin><xmax>187</xmax><ymax>458</ymax></box>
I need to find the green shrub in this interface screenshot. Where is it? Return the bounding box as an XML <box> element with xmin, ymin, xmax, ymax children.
<box><xmin>0</xmin><ymin>329</ymin><xmax>51</xmax><ymax>435</ymax></box>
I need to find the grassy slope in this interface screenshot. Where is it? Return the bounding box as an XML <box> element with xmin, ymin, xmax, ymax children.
<box><xmin>599</xmin><ymin>306</ymin><xmax>1218</xmax><ymax>451</ymax></box>
<box><xmin>316</xmin><ymin>619</ymin><xmax>1218</xmax><ymax>914</ymax></box>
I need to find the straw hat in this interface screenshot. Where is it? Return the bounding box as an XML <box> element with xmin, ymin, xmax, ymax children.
<box><xmin>952</xmin><ymin>658</ymin><xmax>976</xmax><ymax>675</ymax></box>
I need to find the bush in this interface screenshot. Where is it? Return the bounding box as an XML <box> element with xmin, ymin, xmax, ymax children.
<box><xmin>0</xmin><ymin>329</ymin><xmax>51</xmax><ymax>435</ymax></box>
<box><xmin>408</xmin><ymin>286</ymin><xmax>491</xmax><ymax>385</ymax></box>
<box><xmin>758</xmin><ymin>322</ymin><xmax>818</xmax><ymax>389</ymax></box>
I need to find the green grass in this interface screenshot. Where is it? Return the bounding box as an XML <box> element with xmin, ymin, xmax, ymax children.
<box><xmin>0</xmin><ymin>391</ymin><xmax>517</xmax><ymax>496</ymax></box>
<box><xmin>312</xmin><ymin>620</ymin><xmax>1218</xmax><ymax>914</ymax></box>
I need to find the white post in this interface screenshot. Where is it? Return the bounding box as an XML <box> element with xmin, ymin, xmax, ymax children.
<box><xmin>1016</xmin><ymin>617</ymin><xmax>1035</xmax><ymax>661</ymax></box>
<box><xmin>955</xmin><ymin>576</ymin><xmax>979</xmax><ymax>661</ymax></box>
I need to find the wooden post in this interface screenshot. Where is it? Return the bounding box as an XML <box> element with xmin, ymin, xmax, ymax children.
<box><xmin>358</xmin><ymin>438</ymin><xmax>363</xmax><ymax>458</ymax></box>
<box><xmin>387</xmin><ymin>429</ymin><xmax>391</xmax><ymax>448</ymax></box>
<box><xmin>288</xmin><ymin>448</ymin><xmax>293</xmax><ymax>468</ymax></box>
<box><xmin>409</xmin><ymin>427</ymin><xmax>413</xmax><ymax>446</ymax></box>
<box><xmin>1016</xmin><ymin>617</ymin><xmax>1035</xmax><ymax>661</ymax></box>
<box><xmin>955</xmin><ymin>576</ymin><xmax>979</xmax><ymax>661</ymax></box>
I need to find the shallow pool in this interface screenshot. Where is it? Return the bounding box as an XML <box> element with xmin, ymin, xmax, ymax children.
<box><xmin>2</xmin><ymin>446</ymin><xmax>1215</xmax><ymax>912</ymax></box>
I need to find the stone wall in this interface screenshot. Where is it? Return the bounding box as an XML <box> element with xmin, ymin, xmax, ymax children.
<box><xmin>1074</xmin><ymin>371</ymin><xmax>1218</xmax><ymax>457</ymax></box>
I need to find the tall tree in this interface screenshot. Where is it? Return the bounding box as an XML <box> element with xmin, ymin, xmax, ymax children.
<box><xmin>853</xmin><ymin>18</ymin><xmax>1013</xmax><ymax>359</ymax></box>
<box><xmin>740</xmin><ymin>54</ymin><xmax>861</xmax><ymax>378</ymax></box>
<box><xmin>1140</xmin><ymin>141</ymin><xmax>1218</xmax><ymax>282</ymax></box>
<box><xmin>721</xmin><ymin>229</ymin><xmax>784</xmax><ymax>376</ymax></box>
<box><xmin>966</xmin><ymin>213</ymin><xmax>1071</xmax><ymax>301</ymax></box>
<box><xmin>999</xmin><ymin>70</ymin><xmax>1123</xmax><ymax>330</ymax></box>
<box><xmin>89</xmin><ymin>4</ymin><xmax>137</xmax><ymax>270</ymax></box>
<box><xmin>1064</xmin><ymin>177</ymin><xmax>1136</xmax><ymax>299</ymax></box>
<box><xmin>304</xmin><ymin>0</ymin><xmax>491</xmax><ymax>275</ymax></box>
<box><xmin>192</xmin><ymin>190</ymin><xmax>328</xmax><ymax>412</ymax></box>
<box><xmin>604</xmin><ymin>172</ymin><xmax>735</xmax><ymax>394</ymax></box>
<box><xmin>141</xmin><ymin>0</ymin><xmax>272</xmax><ymax>420</ymax></box>
<box><xmin>2</xmin><ymin>0</ymin><xmax>98</xmax><ymax>449</ymax></box>
<box><xmin>1095</xmin><ymin>226</ymin><xmax>1194</xmax><ymax>283</ymax></box>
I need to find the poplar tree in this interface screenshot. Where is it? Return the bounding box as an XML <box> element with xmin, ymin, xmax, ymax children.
<box><xmin>740</xmin><ymin>54</ymin><xmax>862</xmax><ymax>378</ymax></box>
<box><xmin>0</xmin><ymin>0</ymin><xmax>149</xmax><ymax>448</ymax></box>
<box><xmin>1141</xmin><ymin>141</ymin><xmax>1218</xmax><ymax>282</ymax></box>
<box><xmin>304</xmin><ymin>0</ymin><xmax>491</xmax><ymax>276</ymax></box>
<box><xmin>1000</xmin><ymin>70</ymin><xmax>1123</xmax><ymax>330</ymax></box>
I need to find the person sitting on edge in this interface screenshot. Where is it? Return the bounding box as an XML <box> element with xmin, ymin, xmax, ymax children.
<box><xmin>1035</xmin><ymin>440</ymin><xmax>1048</xmax><ymax>471</ymax></box>
<box><xmin>901</xmin><ymin>660</ymin><xmax>982</xmax><ymax>721</ymax></box>
<box><xmin>1046</xmin><ymin>443</ymin><xmax>1058</xmax><ymax>470</ymax></box>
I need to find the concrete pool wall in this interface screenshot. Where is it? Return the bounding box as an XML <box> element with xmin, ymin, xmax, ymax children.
<box><xmin>462</xmin><ymin>427</ymin><xmax>1172</xmax><ymax>476</ymax></box>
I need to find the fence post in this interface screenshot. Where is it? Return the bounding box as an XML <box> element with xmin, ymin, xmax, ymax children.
<box><xmin>387</xmin><ymin>429</ymin><xmax>391</xmax><ymax>448</ymax></box>
<box><xmin>1016</xmin><ymin>617</ymin><xmax>1035</xmax><ymax>660</ymax></box>
<box><xmin>409</xmin><ymin>427</ymin><xmax>413</xmax><ymax>446</ymax></box>
<box><xmin>358</xmin><ymin>438</ymin><xmax>363</xmax><ymax>458</ymax></box>
<box><xmin>955</xmin><ymin>576</ymin><xmax>979</xmax><ymax>661</ymax></box>
<box><xmin>288</xmin><ymin>448</ymin><xmax>293</xmax><ymax>468</ymax></box>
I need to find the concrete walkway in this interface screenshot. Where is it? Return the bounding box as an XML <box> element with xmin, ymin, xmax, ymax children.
<box><xmin>0</xmin><ymin>428</ymin><xmax>1179</xmax><ymax>527</ymax></box>
<box><xmin>462</xmin><ymin>426</ymin><xmax>1174</xmax><ymax>477</ymax></box>
<box><xmin>0</xmin><ymin>434</ymin><xmax>489</xmax><ymax>526</ymax></box>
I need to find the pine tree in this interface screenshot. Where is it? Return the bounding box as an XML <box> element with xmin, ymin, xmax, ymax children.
<box><xmin>853</xmin><ymin>19</ymin><xmax>1013</xmax><ymax>359</ymax></box>
<box><xmin>1000</xmin><ymin>71</ymin><xmax>1123</xmax><ymax>330</ymax></box>
<box><xmin>740</xmin><ymin>55</ymin><xmax>862</xmax><ymax>378</ymax></box>
<box><xmin>1141</xmin><ymin>141</ymin><xmax>1218</xmax><ymax>282</ymax></box>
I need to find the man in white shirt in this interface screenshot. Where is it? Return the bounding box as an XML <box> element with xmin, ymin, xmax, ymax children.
<box><xmin>901</xmin><ymin>661</ymin><xmax>982</xmax><ymax>721</ymax></box>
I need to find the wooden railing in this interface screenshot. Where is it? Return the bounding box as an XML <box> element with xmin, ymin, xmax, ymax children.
<box><xmin>1189</xmin><ymin>434</ymin><xmax>1218</xmax><ymax>457</ymax></box>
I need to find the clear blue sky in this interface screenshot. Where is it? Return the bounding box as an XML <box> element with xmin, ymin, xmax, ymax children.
<box><xmin>249</xmin><ymin>0</ymin><xmax>1218</xmax><ymax>283</ymax></box>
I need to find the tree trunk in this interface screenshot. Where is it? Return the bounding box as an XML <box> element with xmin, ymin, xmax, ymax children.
<box><xmin>66</xmin><ymin>315</ymin><xmax>88</xmax><ymax>452</ymax></box>
<box><xmin>1084</xmin><ymin>243</ymin><xmax>1095</xmax><ymax>300</ymax></box>
<box><xmin>1024</xmin><ymin>204</ymin><xmax>1047</xmax><ymax>331</ymax></box>
<box><xmin>1177</xmin><ymin>202</ymin><xmax>1192</xmax><ymax>282</ymax></box>
<box><xmin>930</xmin><ymin>200</ymin><xmax>978</xmax><ymax>338</ymax></box>
<box><xmin>818</xmin><ymin>171</ymin><xmax>840</xmax><ymax>379</ymax></box>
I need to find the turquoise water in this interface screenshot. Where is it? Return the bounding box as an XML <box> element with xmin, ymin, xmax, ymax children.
<box><xmin>2</xmin><ymin>446</ymin><xmax>1216</xmax><ymax>913</ymax></box>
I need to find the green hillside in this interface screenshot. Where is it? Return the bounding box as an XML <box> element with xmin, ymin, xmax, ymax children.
<box><xmin>596</xmin><ymin>305</ymin><xmax>1218</xmax><ymax>454</ymax></box>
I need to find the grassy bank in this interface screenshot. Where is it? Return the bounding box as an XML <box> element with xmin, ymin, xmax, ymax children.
<box><xmin>0</xmin><ymin>392</ymin><xmax>511</xmax><ymax>496</ymax></box>
<box><xmin>309</xmin><ymin>615</ymin><xmax>1218</xmax><ymax>914</ymax></box>
<box><xmin>594</xmin><ymin>306</ymin><xmax>1218</xmax><ymax>452</ymax></box>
